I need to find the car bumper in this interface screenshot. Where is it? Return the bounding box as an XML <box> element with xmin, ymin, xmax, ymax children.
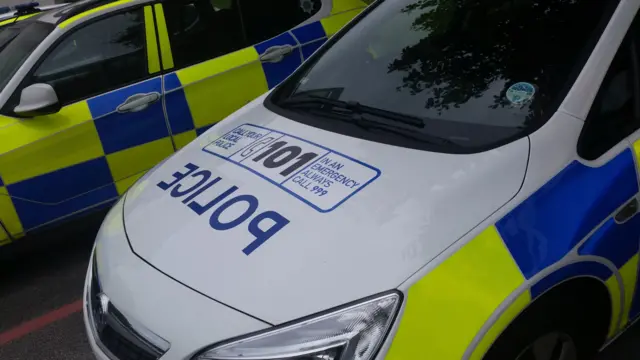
<box><xmin>83</xmin><ymin>287</ymin><xmax>111</xmax><ymax>360</ymax></box>
<box><xmin>82</xmin><ymin>198</ymin><xmax>270</xmax><ymax>360</ymax></box>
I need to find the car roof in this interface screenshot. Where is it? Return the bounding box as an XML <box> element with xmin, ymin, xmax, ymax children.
<box><xmin>37</xmin><ymin>0</ymin><xmax>149</xmax><ymax>25</ymax></box>
<box><xmin>0</xmin><ymin>3</ymin><xmax>67</xmax><ymax>23</ymax></box>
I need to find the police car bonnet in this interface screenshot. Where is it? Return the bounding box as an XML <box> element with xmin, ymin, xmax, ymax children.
<box><xmin>121</xmin><ymin>101</ymin><xmax>529</xmax><ymax>325</ymax></box>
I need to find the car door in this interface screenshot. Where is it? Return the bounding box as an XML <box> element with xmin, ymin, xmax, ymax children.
<box><xmin>238</xmin><ymin>0</ymin><xmax>329</xmax><ymax>88</ymax></box>
<box><xmin>155</xmin><ymin>0</ymin><xmax>259</xmax><ymax>150</ymax></box>
<box><xmin>616</xmin><ymin>32</ymin><xmax>640</xmax><ymax>327</ymax></box>
<box><xmin>157</xmin><ymin>0</ymin><xmax>366</xmax><ymax>150</ymax></box>
<box><xmin>572</xmin><ymin>20</ymin><xmax>640</xmax><ymax>333</ymax></box>
<box><xmin>239</xmin><ymin>0</ymin><xmax>367</xmax><ymax>64</ymax></box>
<box><xmin>0</xmin><ymin>5</ymin><xmax>170</xmax><ymax>240</ymax></box>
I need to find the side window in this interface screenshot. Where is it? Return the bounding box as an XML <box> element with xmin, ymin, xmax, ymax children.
<box><xmin>31</xmin><ymin>9</ymin><xmax>147</xmax><ymax>106</ymax></box>
<box><xmin>163</xmin><ymin>0</ymin><xmax>246</xmax><ymax>70</ymax></box>
<box><xmin>578</xmin><ymin>34</ymin><xmax>639</xmax><ymax>160</ymax></box>
<box><xmin>239</xmin><ymin>0</ymin><xmax>322</xmax><ymax>44</ymax></box>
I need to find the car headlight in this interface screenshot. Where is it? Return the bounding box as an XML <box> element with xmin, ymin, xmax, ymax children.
<box><xmin>196</xmin><ymin>292</ymin><xmax>401</xmax><ymax>360</ymax></box>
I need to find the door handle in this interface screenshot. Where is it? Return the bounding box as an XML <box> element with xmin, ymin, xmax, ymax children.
<box><xmin>615</xmin><ymin>198</ymin><xmax>638</xmax><ymax>223</ymax></box>
<box><xmin>116</xmin><ymin>92</ymin><xmax>160</xmax><ymax>113</ymax></box>
<box><xmin>259</xmin><ymin>45</ymin><xmax>294</xmax><ymax>63</ymax></box>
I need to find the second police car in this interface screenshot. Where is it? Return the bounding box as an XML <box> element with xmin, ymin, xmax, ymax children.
<box><xmin>0</xmin><ymin>0</ymin><xmax>366</xmax><ymax>246</ymax></box>
<box><xmin>84</xmin><ymin>0</ymin><xmax>640</xmax><ymax>359</ymax></box>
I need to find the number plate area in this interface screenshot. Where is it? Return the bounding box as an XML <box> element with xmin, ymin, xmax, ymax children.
<box><xmin>202</xmin><ymin>124</ymin><xmax>381</xmax><ymax>212</ymax></box>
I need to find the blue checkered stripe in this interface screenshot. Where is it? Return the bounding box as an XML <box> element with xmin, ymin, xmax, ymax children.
<box><xmin>495</xmin><ymin>148</ymin><xmax>640</xmax><ymax>320</ymax></box>
<box><xmin>162</xmin><ymin>21</ymin><xmax>329</xmax><ymax>138</ymax></box>
<box><xmin>8</xmin><ymin>76</ymin><xmax>168</xmax><ymax>231</ymax></box>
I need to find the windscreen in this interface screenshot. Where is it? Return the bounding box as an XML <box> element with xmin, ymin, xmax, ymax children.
<box><xmin>271</xmin><ymin>0</ymin><xmax>618</xmax><ymax>152</ymax></box>
<box><xmin>0</xmin><ymin>21</ymin><xmax>53</xmax><ymax>91</ymax></box>
<box><xmin>0</xmin><ymin>28</ymin><xmax>20</xmax><ymax>50</ymax></box>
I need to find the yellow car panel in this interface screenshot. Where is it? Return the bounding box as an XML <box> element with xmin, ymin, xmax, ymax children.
<box><xmin>173</xmin><ymin>130</ymin><xmax>197</xmax><ymax>150</ymax></box>
<box><xmin>0</xmin><ymin>186</ymin><xmax>22</xmax><ymax>243</ymax></box>
<box><xmin>144</xmin><ymin>6</ymin><xmax>160</xmax><ymax>74</ymax></box>
<box><xmin>57</xmin><ymin>0</ymin><xmax>133</xmax><ymax>29</ymax></box>
<box><xmin>386</xmin><ymin>226</ymin><xmax>527</xmax><ymax>360</ymax></box>
<box><xmin>177</xmin><ymin>47</ymin><xmax>268</xmax><ymax>129</ymax></box>
<box><xmin>106</xmin><ymin>137</ymin><xmax>173</xmax><ymax>182</ymax></box>
<box><xmin>153</xmin><ymin>3</ymin><xmax>174</xmax><ymax>70</ymax></box>
<box><xmin>321</xmin><ymin>8</ymin><xmax>362</xmax><ymax>36</ymax></box>
<box><xmin>0</xmin><ymin>103</ymin><xmax>102</xmax><ymax>186</ymax></box>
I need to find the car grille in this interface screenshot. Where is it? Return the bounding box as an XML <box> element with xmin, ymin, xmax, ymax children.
<box><xmin>88</xmin><ymin>255</ymin><xmax>169</xmax><ymax>360</ymax></box>
<box><xmin>100</xmin><ymin>325</ymin><xmax>156</xmax><ymax>360</ymax></box>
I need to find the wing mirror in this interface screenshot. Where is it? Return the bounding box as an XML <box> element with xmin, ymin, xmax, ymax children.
<box><xmin>14</xmin><ymin>83</ymin><xmax>61</xmax><ymax>117</ymax></box>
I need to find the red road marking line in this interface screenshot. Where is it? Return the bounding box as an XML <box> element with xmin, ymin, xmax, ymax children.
<box><xmin>0</xmin><ymin>299</ymin><xmax>83</xmax><ymax>346</ymax></box>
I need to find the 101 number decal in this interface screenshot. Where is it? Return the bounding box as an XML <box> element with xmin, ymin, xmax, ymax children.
<box><xmin>251</xmin><ymin>141</ymin><xmax>318</xmax><ymax>177</ymax></box>
<box><xmin>202</xmin><ymin>124</ymin><xmax>381</xmax><ymax>212</ymax></box>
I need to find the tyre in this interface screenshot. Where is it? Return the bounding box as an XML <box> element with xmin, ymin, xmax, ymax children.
<box><xmin>483</xmin><ymin>278</ymin><xmax>610</xmax><ymax>360</ymax></box>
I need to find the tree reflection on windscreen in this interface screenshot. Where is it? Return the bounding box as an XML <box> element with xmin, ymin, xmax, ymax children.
<box><xmin>287</xmin><ymin>0</ymin><xmax>611</xmax><ymax>148</ymax></box>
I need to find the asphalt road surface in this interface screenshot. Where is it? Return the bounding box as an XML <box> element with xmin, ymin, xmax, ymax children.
<box><xmin>0</xmin><ymin>213</ymin><xmax>639</xmax><ymax>360</ymax></box>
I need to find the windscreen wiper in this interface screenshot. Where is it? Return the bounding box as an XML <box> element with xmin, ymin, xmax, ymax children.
<box><xmin>278</xmin><ymin>95</ymin><xmax>460</xmax><ymax>147</ymax></box>
<box><xmin>278</xmin><ymin>95</ymin><xmax>425</xmax><ymax>128</ymax></box>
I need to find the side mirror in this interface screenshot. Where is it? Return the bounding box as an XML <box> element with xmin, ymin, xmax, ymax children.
<box><xmin>14</xmin><ymin>83</ymin><xmax>61</xmax><ymax>117</ymax></box>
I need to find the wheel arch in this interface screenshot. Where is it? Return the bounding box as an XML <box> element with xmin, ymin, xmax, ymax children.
<box><xmin>469</xmin><ymin>275</ymin><xmax>613</xmax><ymax>360</ymax></box>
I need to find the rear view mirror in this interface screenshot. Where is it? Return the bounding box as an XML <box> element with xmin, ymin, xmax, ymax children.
<box><xmin>14</xmin><ymin>83</ymin><xmax>61</xmax><ymax>117</ymax></box>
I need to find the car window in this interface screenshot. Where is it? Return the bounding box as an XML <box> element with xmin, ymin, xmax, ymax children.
<box><xmin>239</xmin><ymin>0</ymin><xmax>322</xmax><ymax>44</ymax></box>
<box><xmin>162</xmin><ymin>0</ymin><xmax>246</xmax><ymax>70</ymax></box>
<box><xmin>0</xmin><ymin>27</ymin><xmax>20</xmax><ymax>51</ymax></box>
<box><xmin>578</xmin><ymin>30</ymin><xmax>638</xmax><ymax>160</ymax></box>
<box><xmin>270</xmin><ymin>0</ymin><xmax>620</xmax><ymax>153</ymax></box>
<box><xmin>31</xmin><ymin>9</ymin><xmax>147</xmax><ymax>106</ymax></box>
<box><xmin>0</xmin><ymin>21</ymin><xmax>53</xmax><ymax>92</ymax></box>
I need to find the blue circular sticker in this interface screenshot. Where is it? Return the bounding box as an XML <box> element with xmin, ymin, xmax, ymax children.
<box><xmin>506</xmin><ymin>82</ymin><xmax>535</xmax><ymax>105</ymax></box>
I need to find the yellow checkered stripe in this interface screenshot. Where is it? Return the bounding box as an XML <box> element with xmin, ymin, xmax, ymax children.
<box><xmin>321</xmin><ymin>8</ymin><xmax>363</xmax><ymax>37</ymax></box>
<box><xmin>58</xmin><ymin>0</ymin><xmax>133</xmax><ymax>29</ymax></box>
<box><xmin>0</xmin><ymin>100</ymin><xmax>173</xmax><ymax>243</ymax></box>
<box><xmin>0</xmin><ymin>99</ymin><xmax>170</xmax><ymax>188</ymax></box>
<box><xmin>613</xmin><ymin>254</ymin><xmax>639</xmax><ymax>331</ymax></box>
<box><xmin>331</xmin><ymin>0</ymin><xmax>369</xmax><ymax>14</ymax></box>
<box><xmin>0</xmin><ymin>186</ymin><xmax>22</xmax><ymax>244</ymax></box>
<box><xmin>385</xmin><ymin>226</ymin><xmax>529</xmax><ymax>360</ymax></box>
<box><xmin>174</xmin><ymin>47</ymin><xmax>268</xmax><ymax>130</ymax></box>
<box><xmin>0</xmin><ymin>12</ymin><xmax>39</xmax><ymax>28</ymax></box>
<box><xmin>0</xmin><ymin>17</ymin><xmax>15</xmax><ymax>27</ymax></box>
<box><xmin>385</xmin><ymin>226</ymin><xmax>639</xmax><ymax>359</ymax></box>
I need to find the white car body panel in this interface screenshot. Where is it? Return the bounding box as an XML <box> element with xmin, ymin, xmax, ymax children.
<box><xmin>122</xmin><ymin>95</ymin><xmax>529</xmax><ymax>324</ymax></box>
<box><xmin>86</xmin><ymin>199</ymin><xmax>269</xmax><ymax>360</ymax></box>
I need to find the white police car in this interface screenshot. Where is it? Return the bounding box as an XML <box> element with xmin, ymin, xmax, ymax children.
<box><xmin>84</xmin><ymin>0</ymin><xmax>640</xmax><ymax>359</ymax></box>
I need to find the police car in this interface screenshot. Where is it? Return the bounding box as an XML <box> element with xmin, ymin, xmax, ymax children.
<box><xmin>0</xmin><ymin>0</ymin><xmax>366</xmax><ymax>246</ymax></box>
<box><xmin>84</xmin><ymin>0</ymin><xmax>640</xmax><ymax>359</ymax></box>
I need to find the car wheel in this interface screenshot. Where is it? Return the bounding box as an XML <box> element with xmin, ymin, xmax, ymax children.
<box><xmin>483</xmin><ymin>279</ymin><xmax>610</xmax><ymax>360</ymax></box>
<box><xmin>515</xmin><ymin>332</ymin><xmax>578</xmax><ymax>360</ymax></box>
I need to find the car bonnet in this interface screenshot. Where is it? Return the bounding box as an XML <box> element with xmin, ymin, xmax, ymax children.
<box><xmin>122</xmin><ymin>96</ymin><xmax>530</xmax><ymax>325</ymax></box>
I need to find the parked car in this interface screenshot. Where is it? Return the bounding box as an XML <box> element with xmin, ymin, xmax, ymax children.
<box><xmin>85</xmin><ymin>0</ymin><xmax>640</xmax><ymax>359</ymax></box>
<box><xmin>0</xmin><ymin>0</ymin><xmax>367</xmax><ymax>245</ymax></box>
